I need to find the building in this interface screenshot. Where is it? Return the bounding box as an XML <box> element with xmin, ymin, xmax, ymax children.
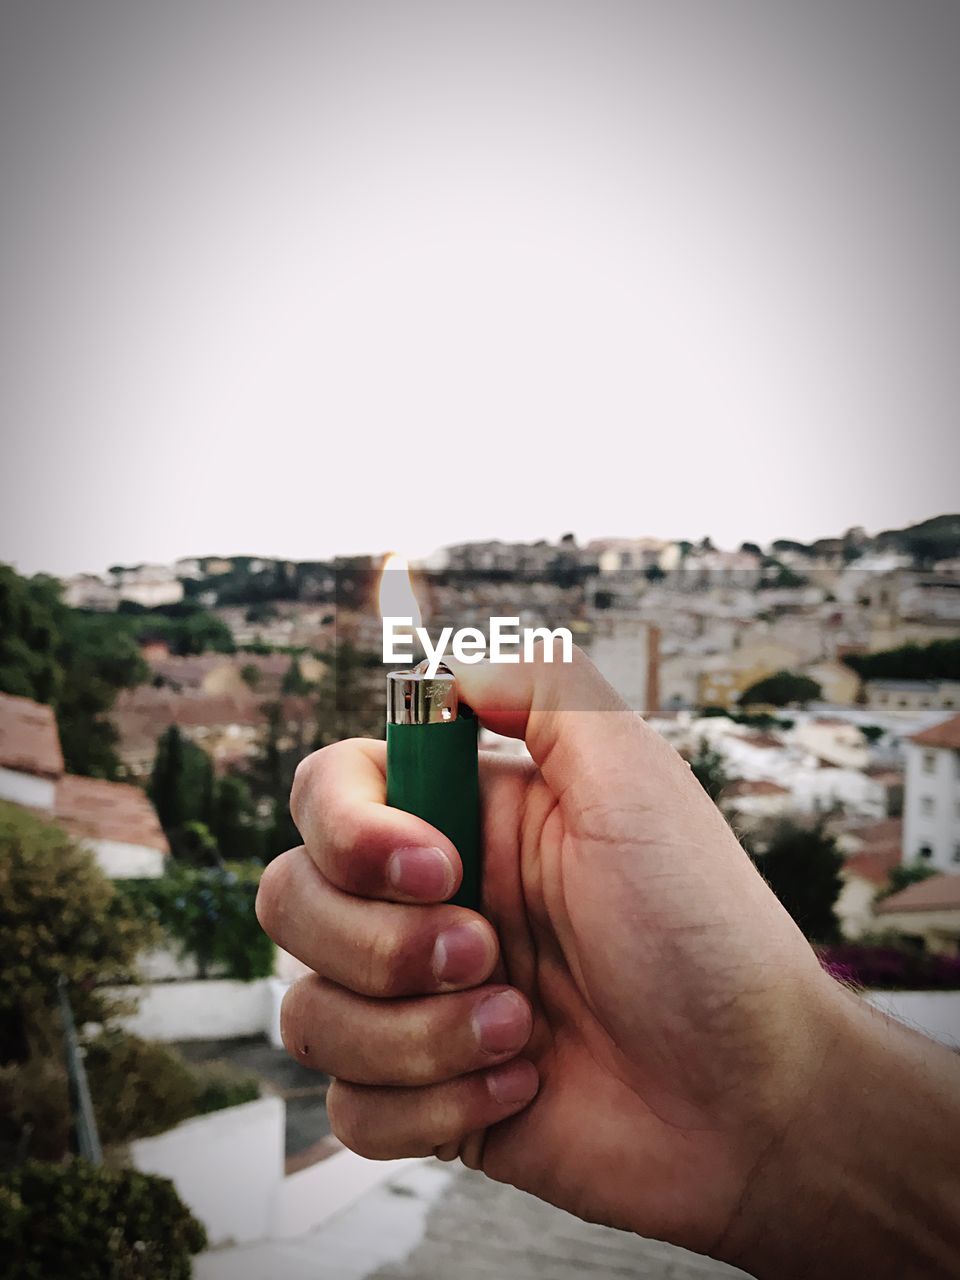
<box><xmin>0</xmin><ymin>693</ymin><xmax>64</xmax><ymax>810</ymax></box>
<box><xmin>722</xmin><ymin>779</ymin><xmax>792</xmax><ymax>828</ymax></box>
<box><xmin>902</xmin><ymin>714</ymin><xmax>960</xmax><ymax>871</ymax></box>
<box><xmin>112</xmin><ymin>564</ymin><xmax>185</xmax><ymax>609</ymax></box>
<box><xmin>874</xmin><ymin>873</ymin><xmax>960</xmax><ymax>953</ymax></box>
<box><xmin>0</xmin><ymin>691</ymin><xmax>168</xmax><ymax>878</ymax></box>
<box><xmin>697</xmin><ymin>640</ymin><xmax>804</xmax><ymax>711</ymax></box>
<box><xmin>586</xmin><ymin>618</ymin><xmax>660</xmax><ymax>715</ymax></box>
<box><xmin>800</xmin><ymin>659</ymin><xmax>861</xmax><ymax>706</ymax></box>
<box><xmin>54</xmin><ymin>775</ymin><xmax>168</xmax><ymax>878</ymax></box>
<box><xmin>836</xmin><ymin>818</ymin><xmax>903</xmax><ymax>939</ymax></box>
<box><xmin>864</xmin><ymin>679</ymin><xmax>960</xmax><ymax>718</ymax></box>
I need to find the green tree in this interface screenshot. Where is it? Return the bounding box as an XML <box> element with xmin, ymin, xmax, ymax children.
<box><xmin>149</xmin><ymin>727</ymin><xmax>216</xmax><ymax>857</ymax></box>
<box><xmin>0</xmin><ymin>802</ymin><xmax>155</xmax><ymax>1062</ymax></box>
<box><xmin>281</xmin><ymin>656</ymin><xmax>310</xmax><ymax>695</ymax></box>
<box><xmin>740</xmin><ymin>670</ymin><xmax>822</xmax><ymax>708</ymax></box>
<box><xmin>0</xmin><ymin>566</ymin><xmax>146</xmax><ymax>778</ymax></box>
<box><xmin>210</xmin><ymin>775</ymin><xmax>263</xmax><ymax>861</ymax></box>
<box><xmin>749</xmin><ymin>819</ymin><xmax>844</xmax><ymax>943</ymax></box>
<box><xmin>687</xmin><ymin>738</ymin><xmax>729</xmax><ymax>803</ymax></box>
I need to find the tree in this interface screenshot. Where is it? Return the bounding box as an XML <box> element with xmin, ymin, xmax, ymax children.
<box><xmin>749</xmin><ymin>819</ymin><xmax>844</xmax><ymax>942</ymax></box>
<box><xmin>842</xmin><ymin>637</ymin><xmax>960</xmax><ymax>683</ymax></box>
<box><xmin>740</xmin><ymin>670</ymin><xmax>822</xmax><ymax>708</ymax></box>
<box><xmin>0</xmin><ymin>802</ymin><xmax>155</xmax><ymax>1062</ymax></box>
<box><xmin>149</xmin><ymin>727</ymin><xmax>216</xmax><ymax>858</ymax></box>
<box><xmin>0</xmin><ymin>566</ymin><xmax>146</xmax><ymax>778</ymax></box>
<box><xmin>687</xmin><ymin>739</ymin><xmax>729</xmax><ymax>803</ymax></box>
<box><xmin>281</xmin><ymin>656</ymin><xmax>310</xmax><ymax>695</ymax></box>
<box><xmin>210</xmin><ymin>775</ymin><xmax>263</xmax><ymax>862</ymax></box>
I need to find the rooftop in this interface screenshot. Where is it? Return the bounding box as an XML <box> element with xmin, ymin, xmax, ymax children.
<box><xmin>909</xmin><ymin>713</ymin><xmax>960</xmax><ymax>751</ymax></box>
<box><xmin>724</xmin><ymin>779</ymin><xmax>789</xmax><ymax>798</ymax></box>
<box><xmin>876</xmin><ymin>873</ymin><xmax>960</xmax><ymax>915</ymax></box>
<box><xmin>55</xmin><ymin>774</ymin><xmax>169</xmax><ymax>853</ymax></box>
<box><xmin>0</xmin><ymin>692</ymin><xmax>64</xmax><ymax>779</ymax></box>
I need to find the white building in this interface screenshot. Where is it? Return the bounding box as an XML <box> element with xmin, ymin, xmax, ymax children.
<box><xmin>114</xmin><ymin>564</ymin><xmax>185</xmax><ymax>608</ymax></box>
<box><xmin>0</xmin><ymin>691</ymin><xmax>168</xmax><ymax>878</ymax></box>
<box><xmin>864</xmin><ymin>679</ymin><xmax>960</xmax><ymax>719</ymax></box>
<box><xmin>902</xmin><ymin>714</ymin><xmax>960</xmax><ymax>872</ymax></box>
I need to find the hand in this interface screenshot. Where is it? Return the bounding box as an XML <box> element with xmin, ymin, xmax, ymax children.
<box><xmin>257</xmin><ymin>649</ymin><xmax>960</xmax><ymax>1277</ymax></box>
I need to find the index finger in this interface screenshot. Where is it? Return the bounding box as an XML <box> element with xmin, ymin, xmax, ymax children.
<box><xmin>290</xmin><ymin>738</ymin><xmax>463</xmax><ymax>903</ymax></box>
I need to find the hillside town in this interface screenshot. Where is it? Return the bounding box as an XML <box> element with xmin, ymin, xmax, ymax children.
<box><xmin>2</xmin><ymin>512</ymin><xmax>959</xmax><ymax>1269</ymax></box>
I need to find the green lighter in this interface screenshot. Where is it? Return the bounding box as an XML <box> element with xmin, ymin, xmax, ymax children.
<box><xmin>386</xmin><ymin>661</ymin><xmax>482</xmax><ymax>913</ymax></box>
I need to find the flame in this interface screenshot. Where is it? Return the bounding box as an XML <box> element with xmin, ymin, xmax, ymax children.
<box><xmin>378</xmin><ymin>552</ymin><xmax>422</xmax><ymax>630</ymax></box>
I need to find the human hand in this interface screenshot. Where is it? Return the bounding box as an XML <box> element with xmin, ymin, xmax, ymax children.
<box><xmin>256</xmin><ymin>649</ymin><xmax>960</xmax><ymax>1277</ymax></box>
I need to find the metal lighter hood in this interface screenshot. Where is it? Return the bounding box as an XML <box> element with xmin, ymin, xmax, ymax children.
<box><xmin>386</xmin><ymin>660</ymin><xmax>460</xmax><ymax>725</ymax></box>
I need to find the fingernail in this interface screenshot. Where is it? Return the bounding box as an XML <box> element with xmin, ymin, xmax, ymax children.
<box><xmin>432</xmin><ymin>921</ymin><xmax>492</xmax><ymax>986</ymax></box>
<box><xmin>387</xmin><ymin>846</ymin><xmax>454</xmax><ymax>900</ymax></box>
<box><xmin>487</xmin><ymin>1059</ymin><xmax>539</xmax><ymax>1106</ymax></box>
<box><xmin>472</xmin><ymin>990</ymin><xmax>531</xmax><ymax>1056</ymax></box>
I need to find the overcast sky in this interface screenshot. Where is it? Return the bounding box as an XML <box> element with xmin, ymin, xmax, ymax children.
<box><xmin>1</xmin><ymin>1</ymin><xmax>958</xmax><ymax>576</ymax></box>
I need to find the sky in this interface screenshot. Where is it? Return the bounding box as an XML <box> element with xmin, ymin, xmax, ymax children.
<box><xmin>1</xmin><ymin>0</ymin><xmax>958</xmax><ymax>577</ymax></box>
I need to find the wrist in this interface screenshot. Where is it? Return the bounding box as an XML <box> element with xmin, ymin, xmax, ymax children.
<box><xmin>719</xmin><ymin>978</ymin><xmax>960</xmax><ymax>1280</ymax></box>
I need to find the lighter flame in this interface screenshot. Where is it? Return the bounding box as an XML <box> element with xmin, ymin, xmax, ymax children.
<box><xmin>378</xmin><ymin>552</ymin><xmax>422</xmax><ymax>631</ymax></box>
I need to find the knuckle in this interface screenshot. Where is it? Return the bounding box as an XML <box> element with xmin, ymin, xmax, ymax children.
<box><xmin>255</xmin><ymin>853</ymin><xmax>291</xmax><ymax>939</ymax></box>
<box><xmin>279</xmin><ymin>978</ymin><xmax>314</xmax><ymax>1060</ymax></box>
<box><xmin>326</xmin><ymin>1085</ymin><xmax>375</xmax><ymax>1158</ymax></box>
<box><xmin>362</xmin><ymin>928</ymin><xmax>408</xmax><ymax>997</ymax></box>
<box><xmin>290</xmin><ymin>751</ymin><xmax>320</xmax><ymax>824</ymax></box>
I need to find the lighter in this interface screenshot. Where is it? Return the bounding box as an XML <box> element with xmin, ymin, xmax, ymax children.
<box><xmin>386</xmin><ymin>661</ymin><xmax>482</xmax><ymax>913</ymax></box>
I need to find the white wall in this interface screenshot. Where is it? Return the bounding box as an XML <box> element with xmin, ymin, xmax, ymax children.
<box><xmin>903</xmin><ymin>742</ymin><xmax>960</xmax><ymax>872</ymax></box>
<box><xmin>87</xmin><ymin>837</ymin><xmax>165</xmax><ymax>879</ymax></box>
<box><xmin>131</xmin><ymin>1097</ymin><xmax>284</xmax><ymax>1247</ymax></box>
<box><xmin>865</xmin><ymin>990</ymin><xmax>960</xmax><ymax>1049</ymax></box>
<box><xmin>108</xmin><ymin>979</ymin><xmax>270</xmax><ymax>1041</ymax></box>
<box><xmin>0</xmin><ymin>766</ymin><xmax>55</xmax><ymax>812</ymax></box>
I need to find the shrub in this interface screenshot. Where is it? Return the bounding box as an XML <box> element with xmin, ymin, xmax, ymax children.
<box><xmin>0</xmin><ymin>1159</ymin><xmax>206</xmax><ymax>1280</ymax></box>
<box><xmin>118</xmin><ymin>863</ymin><xmax>273</xmax><ymax>981</ymax></box>
<box><xmin>85</xmin><ymin>1033</ymin><xmax>261</xmax><ymax>1143</ymax></box>
<box><xmin>190</xmin><ymin>1061</ymin><xmax>261</xmax><ymax>1116</ymax></box>
<box><xmin>0</xmin><ymin>1059</ymin><xmax>71</xmax><ymax>1163</ymax></box>
<box><xmin>819</xmin><ymin>943</ymin><xmax>960</xmax><ymax>991</ymax></box>
<box><xmin>0</xmin><ymin>803</ymin><xmax>157</xmax><ymax>1061</ymax></box>
<box><xmin>85</xmin><ymin>1033</ymin><xmax>199</xmax><ymax>1145</ymax></box>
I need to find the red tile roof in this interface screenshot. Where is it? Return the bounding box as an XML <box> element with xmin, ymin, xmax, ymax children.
<box><xmin>909</xmin><ymin>714</ymin><xmax>960</xmax><ymax>750</ymax></box>
<box><xmin>844</xmin><ymin>847</ymin><xmax>902</xmax><ymax>886</ymax></box>
<box><xmin>55</xmin><ymin>775</ymin><xmax>169</xmax><ymax>854</ymax></box>
<box><xmin>0</xmin><ymin>692</ymin><xmax>64</xmax><ymax>779</ymax></box>
<box><xmin>724</xmin><ymin>779</ymin><xmax>790</xmax><ymax>798</ymax></box>
<box><xmin>876</xmin><ymin>873</ymin><xmax>960</xmax><ymax>914</ymax></box>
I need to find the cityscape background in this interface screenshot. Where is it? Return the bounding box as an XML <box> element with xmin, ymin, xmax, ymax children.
<box><xmin>2</xmin><ymin>1</ymin><xmax>960</xmax><ymax>1276</ymax></box>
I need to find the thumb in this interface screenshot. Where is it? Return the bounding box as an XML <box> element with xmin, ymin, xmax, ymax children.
<box><xmin>444</xmin><ymin>645</ymin><xmax>642</xmax><ymax>789</ymax></box>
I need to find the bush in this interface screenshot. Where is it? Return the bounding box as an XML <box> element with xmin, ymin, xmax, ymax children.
<box><xmin>0</xmin><ymin>1059</ymin><xmax>71</xmax><ymax>1164</ymax></box>
<box><xmin>819</xmin><ymin>944</ymin><xmax>960</xmax><ymax>991</ymax></box>
<box><xmin>118</xmin><ymin>863</ymin><xmax>273</xmax><ymax>981</ymax></box>
<box><xmin>190</xmin><ymin>1061</ymin><xmax>261</xmax><ymax>1116</ymax></box>
<box><xmin>0</xmin><ymin>1159</ymin><xmax>206</xmax><ymax>1280</ymax></box>
<box><xmin>0</xmin><ymin>803</ymin><xmax>157</xmax><ymax>1061</ymax></box>
<box><xmin>85</xmin><ymin>1033</ymin><xmax>261</xmax><ymax>1144</ymax></box>
<box><xmin>85</xmin><ymin>1033</ymin><xmax>199</xmax><ymax>1145</ymax></box>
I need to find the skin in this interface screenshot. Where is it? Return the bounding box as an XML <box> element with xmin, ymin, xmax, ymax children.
<box><xmin>257</xmin><ymin>648</ymin><xmax>960</xmax><ymax>1278</ymax></box>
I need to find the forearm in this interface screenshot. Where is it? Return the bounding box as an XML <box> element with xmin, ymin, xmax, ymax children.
<box><xmin>724</xmin><ymin>985</ymin><xmax>960</xmax><ymax>1280</ymax></box>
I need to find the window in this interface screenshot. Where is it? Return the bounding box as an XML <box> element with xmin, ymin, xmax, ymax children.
<box><xmin>954</xmin><ymin>844</ymin><xmax>960</xmax><ymax>865</ymax></box>
<box><xmin>922</xmin><ymin>750</ymin><xmax>937</xmax><ymax>775</ymax></box>
<box><xmin>918</xmin><ymin>845</ymin><xmax>933</xmax><ymax>860</ymax></box>
<box><xmin>921</xmin><ymin>796</ymin><xmax>935</xmax><ymax>817</ymax></box>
